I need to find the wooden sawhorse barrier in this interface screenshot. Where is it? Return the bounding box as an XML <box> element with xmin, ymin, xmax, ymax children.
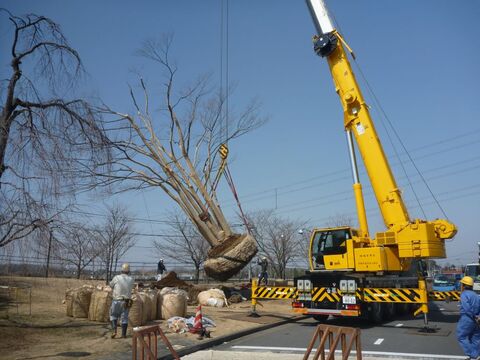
<box><xmin>132</xmin><ymin>324</ymin><xmax>179</xmax><ymax>360</ymax></box>
<box><xmin>304</xmin><ymin>324</ymin><xmax>362</xmax><ymax>360</ymax></box>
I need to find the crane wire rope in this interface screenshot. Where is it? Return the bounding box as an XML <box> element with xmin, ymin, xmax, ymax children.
<box><xmin>353</xmin><ymin>61</ymin><xmax>450</xmax><ymax>220</ymax></box>
<box><xmin>330</xmin><ymin>11</ymin><xmax>450</xmax><ymax>220</ymax></box>
<box><xmin>218</xmin><ymin>0</ymin><xmax>250</xmax><ymax>234</ymax></box>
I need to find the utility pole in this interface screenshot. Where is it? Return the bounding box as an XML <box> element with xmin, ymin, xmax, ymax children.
<box><xmin>477</xmin><ymin>242</ymin><xmax>480</xmax><ymax>264</ymax></box>
<box><xmin>45</xmin><ymin>230</ymin><xmax>53</xmax><ymax>278</ymax></box>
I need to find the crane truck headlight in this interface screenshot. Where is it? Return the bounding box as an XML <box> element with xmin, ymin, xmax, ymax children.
<box><xmin>347</xmin><ymin>280</ymin><xmax>357</xmax><ymax>292</ymax></box>
<box><xmin>297</xmin><ymin>279</ymin><xmax>304</xmax><ymax>291</ymax></box>
<box><xmin>340</xmin><ymin>280</ymin><xmax>357</xmax><ymax>293</ymax></box>
<box><xmin>304</xmin><ymin>279</ymin><xmax>312</xmax><ymax>291</ymax></box>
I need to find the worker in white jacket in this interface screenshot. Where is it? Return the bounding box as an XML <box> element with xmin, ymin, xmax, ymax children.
<box><xmin>109</xmin><ymin>263</ymin><xmax>134</xmax><ymax>338</ymax></box>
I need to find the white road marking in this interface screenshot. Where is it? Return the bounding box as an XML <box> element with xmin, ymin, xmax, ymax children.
<box><xmin>374</xmin><ymin>338</ymin><xmax>384</xmax><ymax>345</ymax></box>
<box><xmin>230</xmin><ymin>346</ymin><xmax>467</xmax><ymax>359</ymax></box>
<box><xmin>395</xmin><ymin>323</ymin><xmax>404</xmax><ymax>327</ymax></box>
<box><xmin>439</xmin><ymin>308</ymin><xmax>445</xmax><ymax>311</ymax></box>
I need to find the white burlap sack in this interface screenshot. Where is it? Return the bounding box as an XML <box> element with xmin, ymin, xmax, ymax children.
<box><xmin>161</xmin><ymin>293</ymin><xmax>187</xmax><ymax>320</ymax></box>
<box><xmin>72</xmin><ymin>285</ymin><xmax>94</xmax><ymax>318</ymax></box>
<box><xmin>146</xmin><ymin>290</ymin><xmax>158</xmax><ymax>320</ymax></box>
<box><xmin>159</xmin><ymin>287</ymin><xmax>188</xmax><ymax>298</ymax></box>
<box><xmin>65</xmin><ymin>288</ymin><xmax>74</xmax><ymax>317</ymax></box>
<box><xmin>156</xmin><ymin>290</ymin><xmax>163</xmax><ymax>320</ymax></box>
<box><xmin>197</xmin><ymin>289</ymin><xmax>227</xmax><ymax>308</ymax></box>
<box><xmin>128</xmin><ymin>293</ymin><xmax>143</xmax><ymax>327</ymax></box>
<box><xmin>88</xmin><ymin>289</ymin><xmax>112</xmax><ymax>322</ymax></box>
<box><xmin>138</xmin><ymin>292</ymin><xmax>151</xmax><ymax>324</ymax></box>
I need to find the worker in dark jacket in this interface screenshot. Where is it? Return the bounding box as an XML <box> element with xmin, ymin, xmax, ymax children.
<box><xmin>257</xmin><ymin>256</ymin><xmax>268</xmax><ymax>285</ymax></box>
<box><xmin>456</xmin><ymin>276</ymin><xmax>480</xmax><ymax>359</ymax></box>
<box><xmin>157</xmin><ymin>259</ymin><xmax>166</xmax><ymax>281</ymax></box>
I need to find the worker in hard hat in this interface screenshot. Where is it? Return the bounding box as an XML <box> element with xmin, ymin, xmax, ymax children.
<box><xmin>257</xmin><ymin>256</ymin><xmax>268</xmax><ymax>286</ymax></box>
<box><xmin>109</xmin><ymin>263</ymin><xmax>135</xmax><ymax>339</ymax></box>
<box><xmin>456</xmin><ymin>276</ymin><xmax>480</xmax><ymax>359</ymax></box>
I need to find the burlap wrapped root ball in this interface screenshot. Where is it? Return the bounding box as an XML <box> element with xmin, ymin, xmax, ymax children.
<box><xmin>204</xmin><ymin>233</ymin><xmax>257</xmax><ymax>281</ymax></box>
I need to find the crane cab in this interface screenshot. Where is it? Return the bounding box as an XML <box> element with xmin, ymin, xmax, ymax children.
<box><xmin>309</xmin><ymin>226</ymin><xmax>407</xmax><ymax>272</ymax></box>
<box><xmin>309</xmin><ymin>227</ymin><xmax>357</xmax><ymax>271</ymax></box>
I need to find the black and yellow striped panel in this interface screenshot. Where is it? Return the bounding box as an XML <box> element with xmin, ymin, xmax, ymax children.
<box><xmin>311</xmin><ymin>287</ymin><xmax>342</xmax><ymax>302</ymax></box>
<box><xmin>360</xmin><ymin>288</ymin><xmax>423</xmax><ymax>303</ymax></box>
<box><xmin>253</xmin><ymin>286</ymin><xmax>297</xmax><ymax>299</ymax></box>
<box><xmin>428</xmin><ymin>291</ymin><xmax>460</xmax><ymax>301</ymax></box>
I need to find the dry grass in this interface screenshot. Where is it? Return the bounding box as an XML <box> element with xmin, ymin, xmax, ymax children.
<box><xmin>0</xmin><ymin>276</ymin><xmax>129</xmax><ymax>360</ymax></box>
<box><xmin>0</xmin><ymin>276</ymin><xmax>294</xmax><ymax>360</ymax></box>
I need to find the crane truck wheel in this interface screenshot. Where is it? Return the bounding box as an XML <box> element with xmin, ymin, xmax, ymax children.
<box><xmin>203</xmin><ymin>233</ymin><xmax>258</xmax><ymax>281</ymax></box>
<box><xmin>368</xmin><ymin>302</ymin><xmax>384</xmax><ymax>324</ymax></box>
<box><xmin>384</xmin><ymin>303</ymin><xmax>395</xmax><ymax>320</ymax></box>
<box><xmin>312</xmin><ymin>315</ymin><xmax>329</xmax><ymax>322</ymax></box>
<box><xmin>396</xmin><ymin>303</ymin><xmax>409</xmax><ymax>315</ymax></box>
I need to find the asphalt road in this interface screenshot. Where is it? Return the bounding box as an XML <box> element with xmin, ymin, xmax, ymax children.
<box><xmin>214</xmin><ymin>301</ymin><xmax>466</xmax><ymax>359</ymax></box>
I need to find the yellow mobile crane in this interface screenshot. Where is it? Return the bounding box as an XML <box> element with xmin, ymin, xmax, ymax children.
<box><xmin>286</xmin><ymin>0</ymin><xmax>458</xmax><ymax>323</ymax></box>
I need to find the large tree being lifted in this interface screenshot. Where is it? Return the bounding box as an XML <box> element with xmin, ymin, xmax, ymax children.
<box><xmin>93</xmin><ymin>37</ymin><xmax>265</xmax><ymax>280</ymax></box>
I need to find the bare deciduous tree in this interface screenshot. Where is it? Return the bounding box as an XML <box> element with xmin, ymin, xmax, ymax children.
<box><xmin>246</xmin><ymin>210</ymin><xmax>306</xmax><ymax>279</ymax></box>
<box><xmin>95</xmin><ymin>205</ymin><xmax>136</xmax><ymax>283</ymax></box>
<box><xmin>154</xmin><ymin>211</ymin><xmax>209</xmax><ymax>283</ymax></box>
<box><xmin>324</xmin><ymin>213</ymin><xmax>355</xmax><ymax>228</ymax></box>
<box><xmin>0</xmin><ymin>10</ymin><xmax>108</xmax><ymax>248</ymax></box>
<box><xmin>89</xmin><ymin>36</ymin><xmax>266</xmax><ymax>280</ymax></box>
<box><xmin>57</xmin><ymin>224</ymin><xmax>100</xmax><ymax>279</ymax></box>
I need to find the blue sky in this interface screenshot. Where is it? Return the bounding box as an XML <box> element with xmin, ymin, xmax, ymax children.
<box><xmin>2</xmin><ymin>0</ymin><xmax>480</xmax><ymax>269</ymax></box>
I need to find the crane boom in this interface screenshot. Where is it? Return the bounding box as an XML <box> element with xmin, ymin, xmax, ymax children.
<box><xmin>305</xmin><ymin>0</ymin><xmax>457</xmax><ymax>272</ymax></box>
<box><xmin>307</xmin><ymin>0</ymin><xmax>410</xmax><ymax>229</ymax></box>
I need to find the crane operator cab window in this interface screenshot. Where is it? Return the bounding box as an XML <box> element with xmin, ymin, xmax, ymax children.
<box><xmin>311</xmin><ymin>228</ymin><xmax>351</xmax><ymax>269</ymax></box>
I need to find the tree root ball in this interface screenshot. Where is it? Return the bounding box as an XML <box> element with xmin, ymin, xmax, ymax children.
<box><xmin>204</xmin><ymin>233</ymin><xmax>257</xmax><ymax>281</ymax></box>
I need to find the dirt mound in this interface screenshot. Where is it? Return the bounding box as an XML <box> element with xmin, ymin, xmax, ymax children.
<box><xmin>155</xmin><ymin>271</ymin><xmax>190</xmax><ymax>288</ymax></box>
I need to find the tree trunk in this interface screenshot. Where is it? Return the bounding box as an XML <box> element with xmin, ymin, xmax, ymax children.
<box><xmin>194</xmin><ymin>265</ymin><xmax>200</xmax><ymax>284</ymax></box>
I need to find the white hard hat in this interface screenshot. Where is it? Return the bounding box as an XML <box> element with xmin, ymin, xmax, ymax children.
<box><xmin>262</xmin><ymin>256</ymin><xmax>267</xmax><ymax>260</ymax></box>
<box><xmin>121</xmin><ymin>263</ymin><xmax>130</xmax><ymax>273</ymax></box>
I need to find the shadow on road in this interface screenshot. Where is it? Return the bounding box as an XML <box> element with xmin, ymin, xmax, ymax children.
<box><xmin>298</xmin><ymin>301</ymin><xmax>460</xmax><ymax>330</ymax></box>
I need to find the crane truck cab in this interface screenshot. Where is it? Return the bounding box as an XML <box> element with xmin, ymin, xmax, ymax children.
<box><xmin>310</xmin><ymin>227</ymin><xmax>353</xmax><ymax>270</ymax></box>
<box><xmin>464</xmin><ymin>264</ymin><xmax>480</xmax><ymax>293</ymax></box>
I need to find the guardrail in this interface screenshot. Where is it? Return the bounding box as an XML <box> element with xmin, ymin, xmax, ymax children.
<box><xmin>250</xmin><ymin>279</ymin><xmax>297</xmax><ymax>315</ymax></box>
<box><xmin>250</xmin><ymin>279</ymin><xmax>460</xmax><ymax>320</ymax></box>
<box><xmin>132</xmin><ymin>324</ymin><xmax>179</xmax><ymax>360</ymax></box>
<box><xmin>304</xmin><ymin>324</ymin><xmax>362</xmax><ymax>360</ymax></box>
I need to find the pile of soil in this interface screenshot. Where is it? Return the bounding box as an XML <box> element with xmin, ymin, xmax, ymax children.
<box><xmin>155</xmin><ymin>271</ymin><xmax>191</xmax><ymax>288</ymax></box>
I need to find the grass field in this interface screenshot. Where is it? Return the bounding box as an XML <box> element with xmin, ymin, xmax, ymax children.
<box><xmin>0</xmin><ymin>275</ymin><xmax>293</xmax><ymax>359</ymax></box>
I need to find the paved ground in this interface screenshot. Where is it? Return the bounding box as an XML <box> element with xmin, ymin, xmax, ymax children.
<box><xmin>183</xmin><ymin>350</ymin><xmax>468</xmax><ymax>360</ymax></box>
<box><xmin>185</xmin><ymin>303</ymin><xmax>465</xmax><ymax>360</ymax></box>
<box><xmin>206</xmin><ymin>301</ymin><xmax>466</xmax><ymax>360</ymax></box>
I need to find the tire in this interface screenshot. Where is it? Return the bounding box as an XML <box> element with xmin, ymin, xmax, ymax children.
<box><xmin>396</xmin><ymin>303</ymin><xmax>410</xmax><ymax>315</ymax></box>
<box><xmin>384</xmin><ymin>303</ymin><xmax>395</xmax><ymax>320</ymax></box>
<box><xmin>312</xmin><ymin>315</ymin><xmax>329</xmax><ymax>322</ymax></box>
<box><xmin>368</xmin><ymin>302</ymin><xmax>384</xmax><ymax>324</ymax></box>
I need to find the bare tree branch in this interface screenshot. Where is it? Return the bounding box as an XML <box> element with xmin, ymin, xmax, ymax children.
<box><xmin>94</xmin><ymin>204</ymin><xmax>136</xmax><ymax>283</ymax></box>
<box><xmin>0</xmin><ymin>10</ymin><xmax>109</xmax><ymax>248</ymax></box>
<box><xmin>153</xmin><ymin>211</ymin><xmax>209</xmax><ymax>283</ymax></box>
